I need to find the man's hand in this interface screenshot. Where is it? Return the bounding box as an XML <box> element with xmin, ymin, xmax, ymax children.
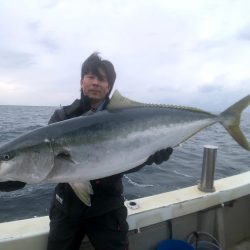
<box><xmin>0</xmin><ymin>181</ymin><xmax>26</xmax><ymax>192</ymax></box>
<box><xmin>145</xmin><ymin>147</ymin><xmax>173</xmax><ymax>165</ymax></box>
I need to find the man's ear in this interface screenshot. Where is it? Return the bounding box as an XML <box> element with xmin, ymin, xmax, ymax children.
<box><xmin>80</xmin><ymin>78</ymin><xmax>84</xmax><ymax>91</ymax></box>
<box><xmin>107</xmin><ymin>84</ymin><xmax>111</xmax><ymax>93</ymax></box>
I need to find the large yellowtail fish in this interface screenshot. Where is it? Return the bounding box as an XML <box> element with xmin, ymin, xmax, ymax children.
<box><xmin>0</xmin><ymin>90</ymin><xmax>249</xmax><ymax>184</ymax></box>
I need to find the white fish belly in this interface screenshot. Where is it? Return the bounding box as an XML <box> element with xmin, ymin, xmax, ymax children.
<box><xmin>46</xmin><ymin>118</ymin><xmax>215</xmax><ymax>183</ymax></box>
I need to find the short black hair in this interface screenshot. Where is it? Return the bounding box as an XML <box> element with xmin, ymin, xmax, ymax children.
<box><xmin>81</xmin><ymin>52</ymin><xmax>116</xmax><ymax>94</ymax></box>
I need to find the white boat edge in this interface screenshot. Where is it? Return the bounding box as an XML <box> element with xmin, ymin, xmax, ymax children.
<box><xmin>1</xmin><ymin>171</ymin><xmax>250</xmax><ymax>250</ymax></box>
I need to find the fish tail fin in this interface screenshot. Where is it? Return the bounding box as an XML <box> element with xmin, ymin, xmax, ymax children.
<box><xmin>220</xmin><ymin>95</ymin><xmax>250</xmax><ymax>151</ymax></box>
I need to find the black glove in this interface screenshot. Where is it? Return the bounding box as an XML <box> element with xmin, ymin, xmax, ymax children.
<box><xmin>0</xmin><ymin>181</ymin><xmax>26</xmax><ymax>192</ymax></box>
<box><xmin>145</xmin><ymin>147</ymin><xmax>173</xmax><ymax>165</ymax></box>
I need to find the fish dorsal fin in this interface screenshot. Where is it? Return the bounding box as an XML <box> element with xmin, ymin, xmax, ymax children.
<box><xmin>108</xmin><ymin>90</ymin><xmax>213</xmax><ymax>115</ymax></box>
<box><xmin>107</xmin><ymin>90</ymin><xmax>145</xmax><ymax>110</ymax></box>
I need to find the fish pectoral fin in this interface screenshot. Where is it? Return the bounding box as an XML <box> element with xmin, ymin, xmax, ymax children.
<box><xmin>55</xmin><ymin>149</ymin><xmax>76</xmax><ymax>164</ymax></box>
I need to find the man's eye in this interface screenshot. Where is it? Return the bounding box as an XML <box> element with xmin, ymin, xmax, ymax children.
<box><xmin>0</xmin><ymin>153</ymin><xmax>14</xmax><ymax>161</ymax></box>
<box><xmin>87</xmin><ymin>75</ymin><xmax>95</xmax><ymax>79</ymax></box>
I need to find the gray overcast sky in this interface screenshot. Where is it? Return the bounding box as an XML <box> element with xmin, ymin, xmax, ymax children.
<box><xmin>0</xmin><ymin>0</ymin><xmax>250</xmax><ymax>111</ymax></box>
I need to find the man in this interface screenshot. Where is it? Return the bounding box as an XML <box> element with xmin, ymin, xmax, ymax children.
<box><xmin>47</xmin><ymin>52</ymin><xmax>173</xmax><ymax>250</ymax></box>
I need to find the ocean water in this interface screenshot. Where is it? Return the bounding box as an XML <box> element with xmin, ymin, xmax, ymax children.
<box><xmin>0</xmin><ymin>105</ymin><xmax>249</xmax><ymax>223</ymax></box>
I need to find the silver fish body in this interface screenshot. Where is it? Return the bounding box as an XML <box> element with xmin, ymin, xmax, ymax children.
<box><xmin>0</xmin><ymin>91</ymin><xmax>249</xmax><ymax>183</ymax></box>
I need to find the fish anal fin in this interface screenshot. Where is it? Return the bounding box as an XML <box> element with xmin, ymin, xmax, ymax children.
<box><xmin>70</xmin><ymin>181</ymin><xmax>93</xmax><ymax>206</ymax></box>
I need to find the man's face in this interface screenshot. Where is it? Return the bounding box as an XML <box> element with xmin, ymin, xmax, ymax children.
<box><xmin>81</xmin><ymin>69</ymin><xmax>110</xmax><ymax>107</ymax></box>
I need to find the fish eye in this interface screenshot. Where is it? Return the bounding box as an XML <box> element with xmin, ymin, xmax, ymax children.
<box><xmin>0</xmin><ymin>152</ymin><xmax>14</xmax><ymax>161</ymax></box>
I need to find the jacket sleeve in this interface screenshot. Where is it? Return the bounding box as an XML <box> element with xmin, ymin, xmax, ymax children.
<box><xmin>48</xmin><ymin>109</ymin><xmax>67</xmax><ymax>124</ymax></box>
<box><xmin>48</xmin><ymin>99</ymin><xmax>84</xmax><ymax>125</ymax></box>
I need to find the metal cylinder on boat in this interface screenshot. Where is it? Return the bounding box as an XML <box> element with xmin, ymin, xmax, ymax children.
<box><xmin>198</xmin><ymin>145</ymin><xmax>218</xmax><ymax>192</ymax></box>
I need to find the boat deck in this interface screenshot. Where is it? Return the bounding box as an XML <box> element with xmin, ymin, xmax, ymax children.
<box><xmin>228</xmin><ymin>239</ymin><xmax>250</xmax><ymax>250</ymax></box>
<box><xmin>0</xmin><ymin>171</ymin><xmax>250</xmax><ymax>250</ymax></box>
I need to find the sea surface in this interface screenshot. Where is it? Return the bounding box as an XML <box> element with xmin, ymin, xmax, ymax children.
<box><xmin>0</xmin><ymin>105</ymin><xmax>249</xmax><ymax>223</ymax></box>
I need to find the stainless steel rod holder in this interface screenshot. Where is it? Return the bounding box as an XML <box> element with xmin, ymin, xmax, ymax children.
<box><xmin>198</xmin><ymin>145</ymin><xmax>218</xmax><ymax>192</ymax></box>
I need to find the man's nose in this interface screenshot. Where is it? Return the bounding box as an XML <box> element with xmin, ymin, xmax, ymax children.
<box><xmin>92</xmin><ymin>77</ymin><xmax>100</xmax><ymax>85</ymax></box>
